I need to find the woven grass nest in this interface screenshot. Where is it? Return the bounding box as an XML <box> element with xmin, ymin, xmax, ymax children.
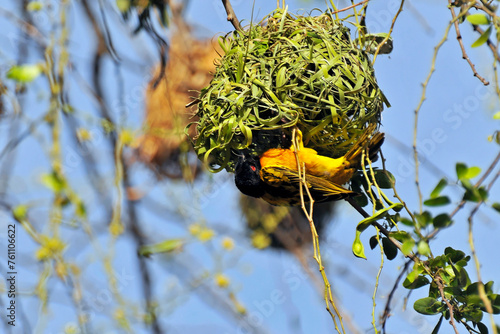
<box><xmin>189</xmin><ymin>8</ymin><xmax>390</xmax><ymax>173</ymax></box>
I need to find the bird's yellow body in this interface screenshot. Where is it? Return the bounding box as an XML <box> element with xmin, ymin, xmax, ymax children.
<box><xmin>234</xmin><ymin>125</ymin><xmax>384</xmax><ymax>206</ymax></box>
<box><xmin>260</xmin><ymin>145</ymin><xmax>355</xmax><ymax>186</ymax></box>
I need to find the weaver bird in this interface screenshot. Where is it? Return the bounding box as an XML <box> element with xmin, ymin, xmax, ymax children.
<box><xmin>234</xmin><ymin>127</ymin><xmax>385</xmax><ymax>206</ymax></box>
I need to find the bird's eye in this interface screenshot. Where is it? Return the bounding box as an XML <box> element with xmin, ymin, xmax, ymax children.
<box><xmin>250</xmin><ymin>165</ymin><xmax>257</xmax><ymax>172</ymax></box>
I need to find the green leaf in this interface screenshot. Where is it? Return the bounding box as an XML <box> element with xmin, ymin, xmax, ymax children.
<box><xmin>445</xmin><ymin>247</ymin><xmax>466</xmax><ymax>263</ymax></box>
<box><xmin>7</xmin><ymin>64</ymin><xmax>43</xmax><ymax>83</ymax></box>
<box><xmin>406</xmin><ymin>262</ymin><xmax>424</xmax><ymax>283</ymax></box>
<box><xmin>484</xmin><ymin>281</ymin><xmax>494</xmax><ymax>294</ymax></box>
<box><xmin>382</xmin><ymin>237</ymin><xmax>398</xmax><ymax>260</ymax></box>
<box><xmin>358</xmin><ymin>33</ymin><xmax>394</xmax><ymax>54</ymax></box>
<box><xmin>424</xmin><ymin>196</ymin><xmax>451</xmax><ymax>207</ymax></box>
<box><xmin>444</xmin><ymin>286</ymin><xmax>465</xmax><ymax>300</ymax></box>
<box><xmin>466</xmin><ymin>13</ymin><xmax>490</xmax><ymax>25</ymax></box>
<box><xmin>389</xmin><ymin>213</ymin><xmax>400</xmax><ymax>227</ymax></box>
<box><xmin>369</xmin><ymin>235</ymin><xmax>379</xmax><ymax>250</ymax></box>
<box><xmin>493</xmin><ymin>203</ymin><xmax>500</xmax><ymax>213</ymax></box>
<box><xmin>440</xmin><ymin>269</ymin><xmax>452</xmax><ymax>285</ymax></box>
<box><xmin>456</xmin><ymin>266</ymin><xmax>469</xmax><ymax>288</ymax></box>
<box><xmin>352</xmin><ymin>192</ymin><xmax>369</xmax><ymax>208</ymax></box>
<box><xmin>374</xmin><ymin>170</ymin><xmax>395</xmax><ymax>189</ymax></box>
<box><xmin>352</xmin><ymin>230</ymin><xmax>366</xmax><ymax>259</ymax></box>
<box><xmin>429</xmin><ymin>282</ymin><xmax>440</xmax><ymax>299</ymax></box>
<box><xmin>402</xmin><ymin>238</ymin><xmax>415</xmax><ymax>256</ymax></box>
<box><xmin>477</xmin><ymin>322</ymin><xmax>489</xmax><ymax>334</ymax></box>
<box><xmin>414</xmin><ymin>297</ymin><xmax>441</xmax><ymax>315</ymax></box>
<box><xmin>456</xmin><ymin>162</ymin><xmax>468</xmax><ymax>180</ymax></box>
<box><xmin>430</xmin><ymin>178</ymin><xmax>447</xmax><ymax>198</ymax></box>
<box><xmin>429</xmin><ymin>255</ymin><xmax>446</xmax><ymax>269</ymax></box>
<box><xmin>488</xmin><ymin>294</ymin><xmax>500</xmax><ymax>314</ymax></box>
<box><xmin>138</xmin><ymin>238</ymin><xmax>184</xmax><ymax>257</ymax></box>
<box><xmin>27</xmin><ymin>1</ymin><xmax>43</xmax><ymax>11</ymax></box>
<box><xmin>355</xmin><ymin>203</ymin><xmax>402</xmax><ymax>232</ymax></box>
<box><xmin>465</xmin><ymin>166</ymin><xmax>481</xmax><ymax>179</ymax></box>
<box><xmin>456</xmin><ymin>257</ymin><xmax>471</xmax><ymax>270</ymax></box>
<box><xmin>351</xmin><ymin>174</ymin><xmax>368</xmax><ymax>207</ymax></box>
<box><xmin>466</xmin><ymin>282</ymin><xmax>484</xmax><ymax>297</ymax></box>
<box><xmin>415</xmin><ymin>211</ymin><xmax>432</xmax><ymax>228</ymax></box>
<box><xmin>417</xmin><ymin>240</ymin><xmax>431</xmax><ymax>257</ymax></box>
<box><xmin>403</xmin><ymin>275</ymin><xmax>430</xmax><ymax>290</ymax></box>
<box><xmin>472</xmin><ymin>26</ymin><xmax>492</xmax><ymax>48</ymax></box>
<box><xmin>433</xmin><ymin>213</ymin><xmax>453</xmax><ymax>228</ymax></box>
<box><xmin>389</xmin><ymin>230</ymin><xmax>412</xmax><ymax>243</ymax></box>
<box><xmin>464</xmin><ymin>308</ymin><xmax>483</xmax><ymax>322</ymax></box>
<box><xmin>462</xmin><ymin>181</ymin><xmax>488</xmax><ymax>202</ymax></box>
<box><xmin>399</xmin><ymin>217</ymin><xmax>415</xmax><ymax>227</ymax></box>
<box><xmin>41</xmin><ymin>172</ymin><xmax>66</xmax><ymax>193</ymax></box>
<box><xmin>478</xmin><ymin>187</ymin><xmax>488</xmax><ymax>201</ymax></box>
<box><xmin>13</xmin><ymin>204</ymin><xmax>28</xmax><ymax>221</ymax></box>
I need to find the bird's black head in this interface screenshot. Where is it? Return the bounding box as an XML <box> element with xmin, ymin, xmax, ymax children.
<box><xmin>234</xmin><ymin>155</ymin><xmax>266</xmax><ymax>198</ymax></box>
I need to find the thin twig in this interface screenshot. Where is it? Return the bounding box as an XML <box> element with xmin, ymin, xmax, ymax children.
<box><xmin>97</xmin><ymin>0</ymin><xmax>120</xmax><ymax>61</ymax></box>
<box><xmin>412</xmin><ymin>5</ymin><xmax>475</xmax><ymax>214</ymax></box>
<box><xmin>471</xmin><ymin>1</ymin><xmax>498</xmax><ymax>18</ymax></box>
<box><xmin>413</xmin><ymin>18</ymin><xmax>456</xmax><ymax>214</ymax></box>
<box><xmin>372</xmin><ymin>0</ymin><xmax>405</xmax><ymax>63</ymax></box>
<box><xmin>381</xmin><ymin>259</ymin><xmax>412</xmax><ymax>333</ymax></box>
<box><xmin>292</xmin><ymin>128</ymin><xmax>346</xmax><ymax>334</ymax></box>
<box><xmin>81</xmin><ymin>1</ymin><xmax>162</xmax><ymax>333</ymax></box>
<box><xmin>331</xmin><ymin>0</ymin><xmax>369</xmax><ymax>14</ymax></box>
<box><xmin>436</xmin><ymin>276</ymin><xmax>460</xmax><ymax>334</ymax></box>
<box><xmin>379</xmin><ymin>150</ymin><xmax>420</xmax><ymax>236</ymax></box>
<box><xmin>0</xmin><ymin>0</ymin><xmax>29</xmax><ymax>200</ymax></box>
<box><xmin>221</xmin><ymin>0</ymin><xmax>242</xmax><ymax>32</ymax></box>
<box><xmin>0</xmin><ymin>7</ymin><xmax>47</xmax><ymax>47</ymax></box>
<box><xmin>371</xmin><ymin>231</ymin><xmax>384</xmax><ymax>333</ymax></box>
<box><xmin>449</xmin><ymin>2</ymin><xmax>489</xmax><ymax>85</ymax></box>
<box><xmin>473</xmin><ymin>151</ymin><xmax>500</xmax><ymax>188</ymax></box>
<box><xmin>467</xmin><ymin>168</ymin><xmax>500</xmax><ymax>334</ymax></box>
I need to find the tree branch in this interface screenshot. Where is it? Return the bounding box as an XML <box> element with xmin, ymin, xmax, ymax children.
<box><xmin>449</xmin><ymin>2</ymin><xmax>489</xmax><ymax>85</ymax></box>
<box><xmin>221</xmin><ymin>0</ymin><xmax>242</xmax><ymax>32</ymax></box>
<box><xmin>436</xmin><ymin>276</ymin><xmax>460</xmax><ymax>334</ymax></box>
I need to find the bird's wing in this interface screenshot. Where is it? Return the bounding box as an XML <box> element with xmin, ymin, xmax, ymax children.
<box><xmin>261</xmin><ymin>165</ymin><xmax>356</xmax><ymax>202</ymax></box>
<box><xmin>344</xmin><ymin>124</ymin><xmax>385</xmax><ymax>165</ymax></box>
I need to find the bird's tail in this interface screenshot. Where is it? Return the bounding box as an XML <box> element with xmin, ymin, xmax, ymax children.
<box><xmin>344</xmin><ymin>125</ymin><xmax>385</xmax><ymax>166</ymax></box>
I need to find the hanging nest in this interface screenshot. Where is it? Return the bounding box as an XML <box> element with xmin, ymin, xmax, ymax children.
<box><xmin>134</xmin><ymin>28</ymin><xmax>221</xmax><ymax>179</ymax></box>
<box><xmin>189</xmin><ymin>8</ymin><xmax>389</xmax><ymax>173</ymax></box>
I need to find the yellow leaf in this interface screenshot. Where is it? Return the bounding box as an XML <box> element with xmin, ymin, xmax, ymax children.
<box><xmin>197</xmin><ymin>228</ymin><xmax>215</xmax><ymax>242</ymax></box>
<box><xmin>214</xmin><ymin>273</ymin><xmax>230</xmax><ymax>288</ymax></box>
<box><xmin>251</xmin><ymin>231</ymin><xmax>271</xmax><ymax>249</ymax></box>
<box><xmin>221</xmin><ymin>237</ymin><xmax>235</xmax><ymax>251</ymax></box>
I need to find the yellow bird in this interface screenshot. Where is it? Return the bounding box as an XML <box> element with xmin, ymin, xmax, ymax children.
<box><xmin>234</xmin><ymin>126</ymin><xmax>384</xmax><ymax>206</ymax></box>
